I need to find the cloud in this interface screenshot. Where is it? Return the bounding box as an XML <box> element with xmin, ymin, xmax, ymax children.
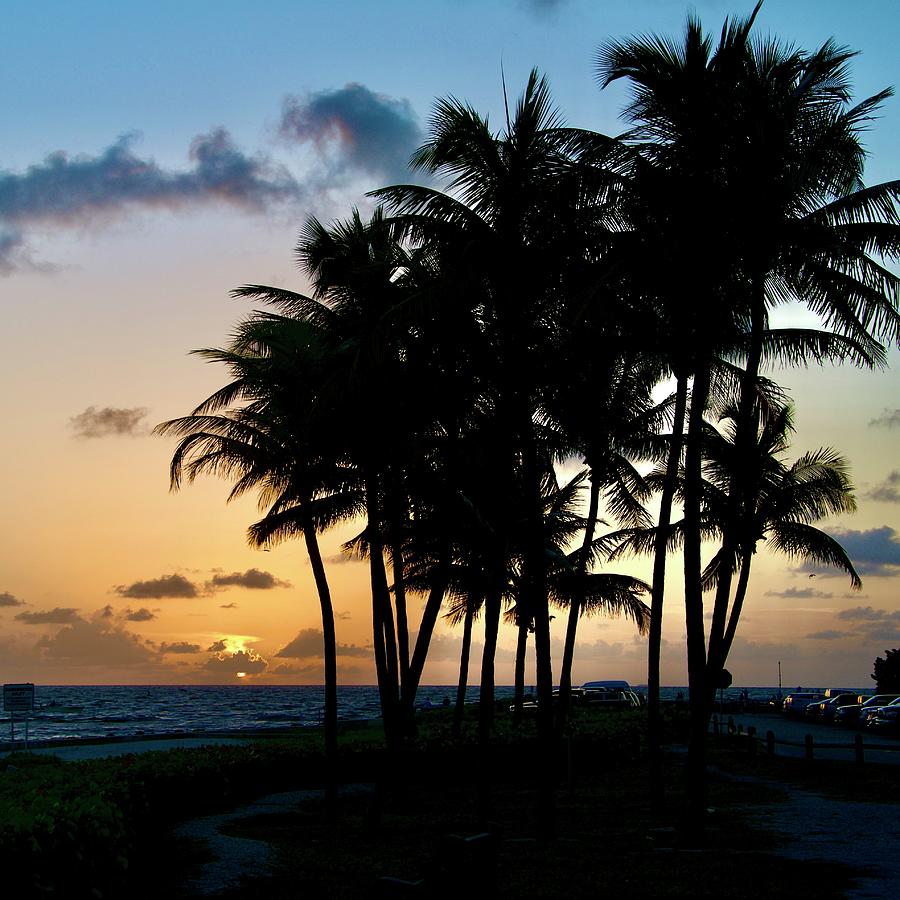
<box><xmin>207</xmin><ymin>639</ymin><xmax>228</xmax><ymax>652</ymax></box>
<box><xmin>159</xmin><ymin>641</ymin><xmax>202</xmax><ymax>654</ymax></box>
<box><xmin>35</xmin><ymin>619</ymin><xmax>157</xmax><ymax>666</ymax></box>
<box><xmin>0</xmin><ymin>130</ymin><xmax>299</xmax><ymax>272</ymax></box>
<box><xmin>274</xmin><ymin>627</ymin><xmax>370</xmax><ymax>659</ymax></box>
<box><xmin>124</xmin><ymin>607</ymin><xmax>156</xmax><ymax>622</ymax></box>
<box><xmin>0</xmin><ymin>591</ymin><xmax>25</xmax><ymax>607</ymax></box>
<box><xmin>869</xmin><ymin>408</ymin><xmax>900</xmax><ymax>428</ymax></box>
<box><xmin>865</xmin><ymin>471</ymin><xmax>900</xmax><ymax>504</ymax></box>
<box><xmin>764</xmin><ymin>587</ymin><xmax>833</xmax><ymax>600</ymax></box>
<box><xmin>269</xmin><ymin>662</ymin><xmax>325</xmax><ymax>678</ymax></box>
<box><xmin>837</xmin><ymin>606</ymin><xmax>900</xmax><ymax>622</ymax></box>
<box><xmin>220</xmin><ymin>602</ymin><xmax>239</xmax><ymax>609</ymax></box>
<box><xmin>806</xmin><ymin>630</ymin><xmax>855</xmax><ymax>641</ymax></box>
<box><xmin>279</xmin><ymin>84</ymin><xmax>422</xmax><ymax>185</ymax></box>
<box><xmin>115</xmin><ymin>573</ymin><xmax>199</xmax><ymax>599</ymax></box>
<box><xmin>15</xmin><ymin>607</ymin><xmax>81</xmax><ymax>625</ymax></box>
<box><xmin>207</xmin><ymin>568</ymin><xmax>290</xmax><ymax>590</ymax></box>
<box><xmin>834</xmin><ymin>606</ymin><xmax>900</xmax><ymax>644</ymax></box>
<box><xmin>204</xmin><ymin>649</ymin><xmax>268</xmax><ymax>677</ymax></box>
<box><xmin>69</xmin><ymin>405</ymin><xmax>149</xmax><ymax>438</ymax></box>
<box><xmin>336</xmin><ymin>610</ymin><xmax>351</xmax><ymax>620</ymax></box>
<box><xmin>321</xmin><ymin>553</ymin><xmax>359</xmax><ymax>566</ymax></box>
<box><xmin>823</xmin><ymin>526</ymin><xmax>900</xmax><ymax>577</ymax></box>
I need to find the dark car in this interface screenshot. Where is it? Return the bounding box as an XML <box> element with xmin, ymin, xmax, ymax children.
<box><xmin>866</xmin><ymin>697</ymin><xmax>900</xmax><ymax>732</ymax></box>
<box><xmin>834</xmin><ymin>693</ymin><xmax>900</xmax><ymax>727</ymax></box>
<box><xmin>805</xmin><ymin>693</ymin><xmax>858</xmax><ymax>722</ymax></box>
<box><xmin>860</xmin><ymin>695</ymin><xmax>900</xmax><ymax>728</ymax></box>
<box><xmin>783</xmin><ymin>692</ymin><xmax>824</xmax><ymax>716</ymax></box>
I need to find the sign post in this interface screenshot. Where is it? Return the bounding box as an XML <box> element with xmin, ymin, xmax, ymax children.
<box><xmin>3</xmin><ymin>683</ymin><xmax>35</xmax><ymax>750</ymax></box>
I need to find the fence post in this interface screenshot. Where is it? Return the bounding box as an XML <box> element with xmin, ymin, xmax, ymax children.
<box><xmin>712</xmin><ymin>714</ymin><xmax>719</xmax><ymax>736</ymax></box>
<box><xmin>854</xmin><ymin>733</ymin><xmax>864</xmax><ymax>766</ymax></box>
<box><xmin>766</xmin><ymin>730</ymin><xmax>775</xmax><ymax>756</ymax></box>
<box><xmin>747</xmin><ymin>725</ymin><xmax>757</xmax><ymax>754</ymax></box>
<box><xmin>805</xmin><ymin>734</ymin><xmax>814</xmax><ymax>761</ymax></box>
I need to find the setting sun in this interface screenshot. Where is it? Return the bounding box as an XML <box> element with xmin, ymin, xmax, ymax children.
<box><xmin>236</xmin><ymin>672</ymin><xmax>247</xmax><ymax>679</ymax></box>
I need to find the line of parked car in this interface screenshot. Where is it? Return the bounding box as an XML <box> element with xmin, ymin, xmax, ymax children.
<box><xmin>782</xmin><ymin>691</ymin><xmax>900</xmax><ymax>733</ymax></box>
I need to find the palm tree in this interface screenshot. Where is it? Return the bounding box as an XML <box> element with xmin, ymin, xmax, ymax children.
<box><xmin>700</xmin><ymin>400</ymin><xmax>861</xmax><ymax>683</ymax></box>
<box><xmin>375</xmin><ymin>72</ymin><xmax>587</xmax><ymax>777</ymax></box>
<box><xmin>597</xmin><ymin>2</ymin><xmax>900</xmax><ymax>820</ymax></box>
<box><xmin>234</xmin><ymin>208</ymin><xmax>442</xmax><ymax>749</ymax></box>
<box><xmin>156</xmin><ymin>313</ymin><xmax>357</xmax><ymax>809</ymax></box>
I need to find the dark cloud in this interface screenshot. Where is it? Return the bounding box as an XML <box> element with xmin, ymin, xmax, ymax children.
<box><xmin>823</xmin><ymin>526</ymin><xmax>900</xmax><ymax>577</ymax></box>
<box><xmin>0</xmin><ymin>591</ymin><xmax>25</xmax><ymax>607</ymax></box>
<box><xmin>99</xmin><ymin>604</ymin><xmax>115</xmax><ymax>618</ymax></box>
<box><xmin>336</xmin><ymin>610</ymin><xmax>351</xmax><ymax>620</ymax></box>
<box><xmin>220</xmin><ymin>602</ymin><xmax>239</xmax><ymax>609</ymax></box>
<box><xmin>865</xmin><ymin>471</ymin><xmax>900</xmax><ymax>504</ymax></box>
<box><xmin>15</xmin><ymin>607</ymin><xmax>81</xmax><ymax>625</ymax></box>
<box><xmin>208</xmin><ymin>568</ymin><xmax>290</xmax><ymax>590</ymax></box>
<box><xmin>0</xmin><ymin>130</ymin><xmax>299</xmax><ymax>272</ymax></box>
<box><xmin>69</xmin><ymin>406</ymin><xmax>148</xmax><ymax>438</ymax></box>
<box><xmin>124</xmin><ymin>607</ymin><xmax>156</xmax><ymax>622</ymax></box>
<box><xmin>269</xmin><ymin>662</ymin><xmax>325</xmax><ymax>678</ymax></box>
<box><xmin>115</xmin><ymin>573</ymin><xmax>199</xmax><ymax>599</ymax></box>
<box><xmin>274</xmin><ymin>628</ymin><xmax>370</xmax><ymax>659</ymax></box>
<box><xmin>837</xmin><ymin>606</ymin><xmax>900</xmax><ymax>623</ymax></box>
<box><xmin>207</xmin><ymin>639</ymin><xmax>228</xmax><ymax>652</ymax></box>
<box><xmin>159</xmin><ymin>641</ymin><xmax>202</xmax><ymax>654</ymax></box>
<box><xmin>764</xmin><ymin>587</ymin><xmax>833</xmax><ymax>600</ymax></box>
<box><xmin>35</xmin><ymin>619</ymin><xmax>157</xmax><ymax>665</ymax></box>
<box><xmin>279</xmin><ymin>84</ymin><xmax>422</xmax><ymax>185</ymax></box>
<box><xmin>834</xmin><ymin>606</ymin><xmax>900</xmax><ymax>644</ymax></box>
<box><xmin>204</xmin><ymin>649</ymin><xmax>268</xmax><ymax>677</ymax></box>
<box><xmin>806</xmin><ymin>630</ymin><xmax>854</xmax><ymax>641</ymax></box>
<box><xmin>869</xmin><ymin>408</ymin><xmax>900</xmax><ymax>428</ymax></box>
<box><xmin>320</xmin><ymin>553</ymin><xmax>359</xmax><ymax>566</ymax></box>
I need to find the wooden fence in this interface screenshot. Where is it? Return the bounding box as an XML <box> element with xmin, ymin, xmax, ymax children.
<box><xmin>710</xmin><ymin>714</ymin><xmax>900</xmax><ymax>764</ymax></box>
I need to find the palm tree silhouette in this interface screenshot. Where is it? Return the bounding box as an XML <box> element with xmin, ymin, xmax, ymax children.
<box><xmin>157</xmin><ymin>312</ymin><xmax>356</xmax><ymax>809</ymax></box>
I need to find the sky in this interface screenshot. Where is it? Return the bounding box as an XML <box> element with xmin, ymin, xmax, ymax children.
<box><xmin>1</xmin><ymin>0</ymin><xmax>898</xmax><ymax>690</ymax></box>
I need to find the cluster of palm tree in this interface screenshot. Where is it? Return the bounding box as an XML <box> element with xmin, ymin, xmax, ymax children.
<box><xmin>157</xmin><ymin>3</ymin><xmax>899</xmax><ymax>824</ymax></box>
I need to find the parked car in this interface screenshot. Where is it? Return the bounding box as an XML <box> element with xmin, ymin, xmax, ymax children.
<box><xmin>864</xmin><ymin>696</ymin><xmax>900</xmax><ymax>731</ymax></box>
<box><xmin>834</xmin><ymin>694</ymin><xmax>900</xmax><ymax>726</ymax></box>
<box><xmin>867</xmin><ymin>701</ymin><xmax>900</xmax><ymax>734</ymax></box>
<box><xmin>805</xmin><ymin>693</ymin><xmax>858</xmax><ymax>722</ymax></box>
<box><xmin>782</xmin><ymin>692</ymin><xmax>824</xmax><ymax>716</ymax></box>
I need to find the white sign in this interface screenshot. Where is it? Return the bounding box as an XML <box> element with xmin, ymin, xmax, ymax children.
<box><xmin>3</xmin><ymin>683</ymin><xmax>35</xmax><ymax>715</ymax></box>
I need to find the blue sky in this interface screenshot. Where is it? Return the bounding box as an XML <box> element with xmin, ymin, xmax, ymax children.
<box><xmin>0</xmin><ymin>0</ymin><xmax>898</xmax><ymax>687</ymax></box>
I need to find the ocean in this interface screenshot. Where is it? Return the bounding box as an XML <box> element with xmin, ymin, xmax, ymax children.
<box><xmin>0</xmin><ymin>683</ymin><xmax>819</xmax><ymax>747</ymax></box>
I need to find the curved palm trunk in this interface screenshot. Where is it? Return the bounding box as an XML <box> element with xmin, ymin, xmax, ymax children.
<box><xmin>302</xmin><ymin>512</ymin><xmax>339</xmax><ymax>812</ymax></box>
<box><xmin>556</xmin><ymin>473</ymin><xmax>602</xmax><ymax>734</ymax></box>
<box><xmin>400</xmin><ymin>546</ymin><xmax>451</xmax><ymax>738</ymax></box>
<box><xmin>721</xmin><ymin>549</ymin><xmax>753</xmax><ymax>664</ymax></box>
<box><xmin>365</xmin><ymin>471</ymin><xmax>401</xmax><ymax>749</ymax></box>
<box><xmin>683</xmin><ymin>364</ymin><xmax>712</xmax><ymax>829</ymax></box>
<box><xmin>512</xmin><ymin>614</ymin><xmax>529</xmax><ymax>727</ymax></box>
<box><xmin>453</xmin><ymin>594</ymin><xmax>477</xmax><ymax>737</ymax></box>
<box><xmin>387</xmin><ymin>479</ymin><xmax>411</xmax><ymax>700</ymax></box>
<box><xmin>647</xmin><ymin>374</ymin><xmax>688</xmax><ymax>810</ymax></box>
<box><xmin>706</xmin><ymin>291</ymin><xmax>765</xmax><ymax>694</ymax></box>
<box><xmin>519</xmin><ymin>423</ymin><xmax>556</xmax><ymax>841</ymax></box>
<box><xmin>478</xmin><ymin>580</ymin><xmax>503</xmax><ymax>744</ymax></box>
